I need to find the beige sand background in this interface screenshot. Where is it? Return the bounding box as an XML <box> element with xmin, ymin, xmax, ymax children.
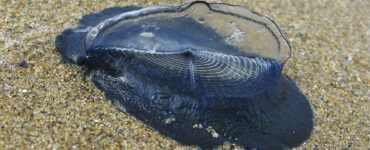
<box><xmin>0</xmin><ymin>0</ymin><xmax>369</xmax><ymax>149</ymax></box>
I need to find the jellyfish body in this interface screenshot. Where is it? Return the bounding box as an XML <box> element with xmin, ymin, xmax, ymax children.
<box><xmin>56</xmin><ymin>1</ymin><xmax>312</xmax><ymax>149</ymax></box>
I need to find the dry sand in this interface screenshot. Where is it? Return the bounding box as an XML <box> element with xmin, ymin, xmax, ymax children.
<box><xmin>0</xmin><ymin>0</ymin><xmax>369</xmax><ymax>149</ymax></box>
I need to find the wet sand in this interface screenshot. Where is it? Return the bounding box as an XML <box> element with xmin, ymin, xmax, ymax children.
<box><xmin>0</xmin><ymin>0</ymin><xmax>369</xmax><ymax>149</ymax></box>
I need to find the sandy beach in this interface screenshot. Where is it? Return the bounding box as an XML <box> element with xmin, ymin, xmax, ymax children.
<box><xmin>0</xmin><ymin>0</ymin><xmax>369</xmax><ymax>149</ymax></box>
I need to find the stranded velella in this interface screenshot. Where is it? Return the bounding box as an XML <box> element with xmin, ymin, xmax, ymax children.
<box><xmin>56</xmin><ymin>1</ymin><xmax>313</xmax><ymax>149</ymax></box>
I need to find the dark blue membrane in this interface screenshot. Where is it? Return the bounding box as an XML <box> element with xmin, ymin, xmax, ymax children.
<box><xmin>92</xmin><ymin>70</ymin><xmax>313</xmax><ymax>149</ymax></box>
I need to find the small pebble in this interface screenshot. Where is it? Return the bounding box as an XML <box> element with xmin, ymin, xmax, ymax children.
<box><xmin>17</xmin><ymin>60</ymin><xmax>28</xmax><ymax>68</ymax></box>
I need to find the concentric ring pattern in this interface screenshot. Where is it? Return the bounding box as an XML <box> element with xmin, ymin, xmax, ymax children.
<box><xmin>90</xmin><ymin>47</ymin><xmax>280</xmax><ymax>98</ymax></box>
